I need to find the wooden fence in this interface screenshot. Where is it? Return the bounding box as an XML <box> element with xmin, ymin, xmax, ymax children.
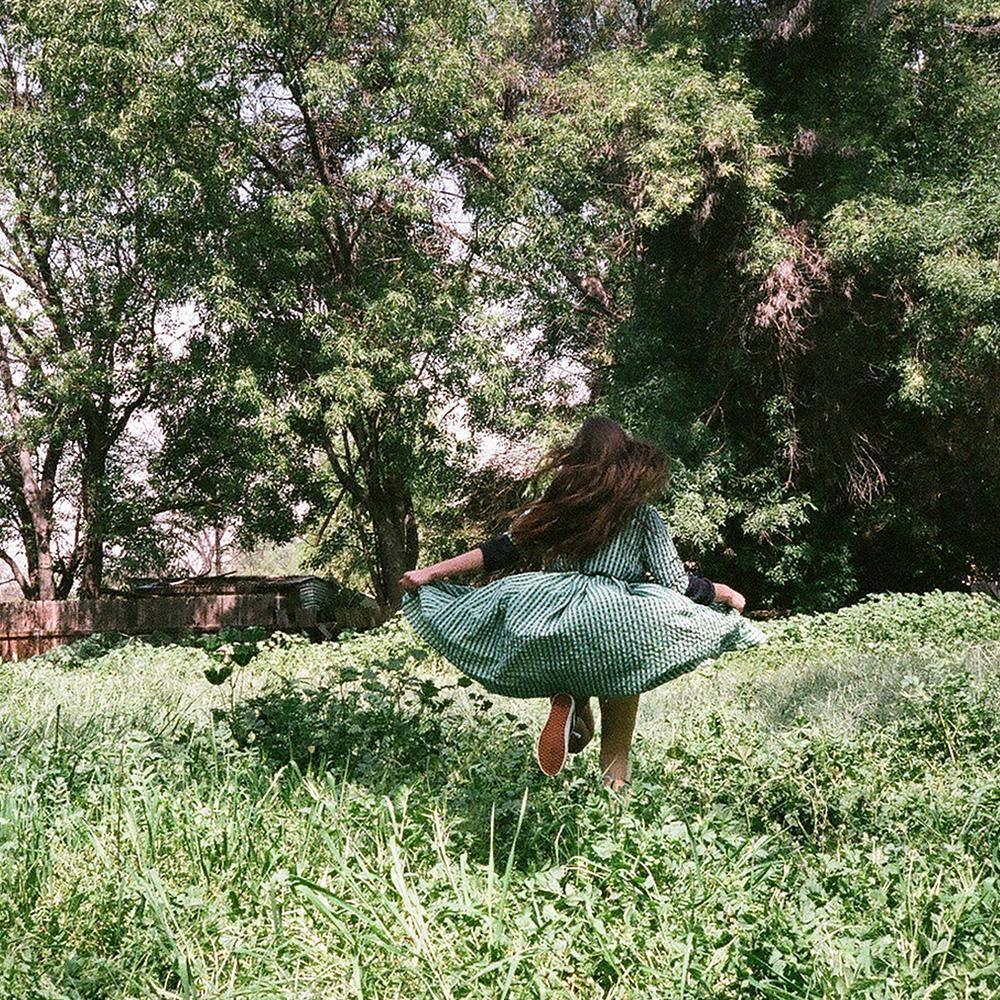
<box><xmin>0</xmin><ymin>591</ymin><xmax>385</xmax><ymax>661</ymax></box>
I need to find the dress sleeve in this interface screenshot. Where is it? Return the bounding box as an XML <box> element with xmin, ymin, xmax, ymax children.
<box><xmin>642</xmin><ymin>505</ymin><xmax>689</xmax><ymax>592</ymax></box>
<box><xmin>477</xmin><ymin>532</ymin><xmax>520</xmax><ymax>573</ymax></box>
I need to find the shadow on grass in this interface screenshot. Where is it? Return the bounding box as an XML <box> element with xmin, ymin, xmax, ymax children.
<box><xmin>224</xmin><ymin>673</ymin><xmax>609</xmax><ymax>868</ymax></box>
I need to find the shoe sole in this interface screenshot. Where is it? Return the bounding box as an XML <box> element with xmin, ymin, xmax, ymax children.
<box><xmin>536</xmin><ymin>693</ymin><xmax>575</xmax><ymax>776</ymax></box>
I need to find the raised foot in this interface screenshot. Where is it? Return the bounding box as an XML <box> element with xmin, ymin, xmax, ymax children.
<box><xmin>536</xmin><ymin>693</ymin><xmax>575</xmax><ymax>776</ymax></box>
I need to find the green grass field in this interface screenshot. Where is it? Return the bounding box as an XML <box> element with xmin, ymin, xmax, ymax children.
<box><xmin>3</xmin><ymin>592</ymin><xmax>1000</xmax><ymax>999</ymax></box>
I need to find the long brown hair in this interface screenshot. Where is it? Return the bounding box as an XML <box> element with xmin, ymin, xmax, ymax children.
<box><xmin>506</xmin><ymin>416</ymin><xmax>668</xmax><ymax>561</ymax></box>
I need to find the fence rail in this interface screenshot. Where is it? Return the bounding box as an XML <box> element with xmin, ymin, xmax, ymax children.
<box><xmin>0</xmin><ymin>593</ymin><xmax>384</xmax><ymax>661</ymax></box>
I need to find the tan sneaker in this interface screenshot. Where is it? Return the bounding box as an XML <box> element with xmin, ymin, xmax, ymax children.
<box><xmin>536</xmin><ymin>693</ymin><xmax>575</xmax><ymax>776</ymax></box>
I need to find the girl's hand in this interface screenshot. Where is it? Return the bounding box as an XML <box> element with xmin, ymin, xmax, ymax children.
<box><xmin>399</xmin><ymin>567</ymin><xmax>438</xmax><ymax>591</ymax></box>
<box><xmin>713</xmin><ymin>583</ymin><xmax>747</xmax><ymax>613</ymax></box>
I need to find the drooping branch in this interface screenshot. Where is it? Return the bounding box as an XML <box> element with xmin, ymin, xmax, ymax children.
<box><xmin>319</xmin><ymin>424</ymin><xmax>366</xmax><ymax>503</ymax></box>
<box><xmin>0</xmin><ymin>326</ymin><xmax>39</xmax><ymax>500</ymax></box>
<box><xmin>945</xmin><ymin>19</ymin><xmax>1000</xmax><ymax>36</ymax></box>
<box><xmin>278</xmin><ymin>59</ymin><xmax>355</xmax><ymax>285</ymax></box>
<box><xmin>0</xmin><ymin>548</ymin><xmax>30</xmax><ymax>595</ymax></box>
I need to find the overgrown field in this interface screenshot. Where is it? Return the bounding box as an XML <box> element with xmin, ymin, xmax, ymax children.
<box><xmin>3</xmin><ymin>592</ymin><xmax>1000</xmax><ymax>998</ymax></box>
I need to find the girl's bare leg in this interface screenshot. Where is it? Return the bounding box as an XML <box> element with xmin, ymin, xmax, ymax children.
<box><xmin>568</xmin><ymin>696</ymin><xmax>595</xmax><ymax>753</ymax></box>
<box><xmin>598</xmin><ymin>695</ymin><xmax>639</xmax><ymax>790</ymax></box>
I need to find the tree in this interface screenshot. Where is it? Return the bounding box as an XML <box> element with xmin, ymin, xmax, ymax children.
<box><xmin>179</xmin><ymin>0</ymin><xmax>530</xmax><ymax>610</ymax></box>
<box><xmin>0</xmin><ymin>0</ymin><xmax>238</xmax><ymax>598</ymax></box>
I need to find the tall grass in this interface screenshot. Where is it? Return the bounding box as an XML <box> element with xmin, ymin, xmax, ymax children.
<box><xmin>1</xmin><ymin>592</ymin><xmax>999</xmax><ymax>998</ymax></box>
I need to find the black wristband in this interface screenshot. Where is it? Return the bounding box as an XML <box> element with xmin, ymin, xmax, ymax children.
<box><xmin>478</xmin><ymin>533</ymin><xmax>519</xmax><ymax>573</ymax></box>
<box><xmin>684</xmin><ymin>574</ymin><xmax>716</xmax><ymax>605</ymax></box>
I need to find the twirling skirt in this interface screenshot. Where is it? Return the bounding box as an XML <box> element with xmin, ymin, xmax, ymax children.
<box><xmin>401</xmin><ymin>570</ymin><xmax>767</xmax><ymax>699</ymax></box>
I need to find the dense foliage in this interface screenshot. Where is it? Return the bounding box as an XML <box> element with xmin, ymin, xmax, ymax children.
<box><xmin>459</xmin><ymin>0</ymin><xmax>1000</xmax><ymax>609</ymax></box>
<box><xmin>1</xmin><ymin>591</ymin><xmax>1000</xmax><ymax>996</ymax></box>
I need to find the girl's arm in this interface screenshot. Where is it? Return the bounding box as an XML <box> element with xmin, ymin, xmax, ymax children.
<box><xmin>711</xmin><ymin>582</ymin><xmax>746</xmax><ymax>612</ymax></box>
<box><xmin>642</xmin><ymin>505</ymin><xmax>746</xmax><ymax>610</ymax></box>
<box><xmin>683</xmin><ymin>575</ymin><xmax>746</xmax><ymax>610</ymax></box>
<box><xmin>398</xmin><ymin>532</ymin><xmax>520</xmax><ymax>591</ymax></box>
<box><xmin>399</xmin><ymin>547</ymin><xmax>485</xmax><ymax>591</ymax></box>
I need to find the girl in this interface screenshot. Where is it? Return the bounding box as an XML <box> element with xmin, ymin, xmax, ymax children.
<box><xmin>399</xmin><ymin>417</ymin><xmax>766</xmax><ymax>790</ymax></box>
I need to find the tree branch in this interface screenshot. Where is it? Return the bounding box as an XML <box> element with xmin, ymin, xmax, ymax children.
<box><xmin>945</xmin><ymin>19</ymin><xmax>1000</xmax><ymax>35</ymax></box>
<box><xmin>322</xmin><ymin>432</ymin><xmax>366</xmax><ymax>501</ymax></box>
<box><xmin>279</xmin><ymin>59</ymin><xmax>355</xmax><ymax>285</ymax></box>
<box><xmin>0</xmin><ymin>548</ymin><xmax>29</xmax><ymax>595</ymax></box>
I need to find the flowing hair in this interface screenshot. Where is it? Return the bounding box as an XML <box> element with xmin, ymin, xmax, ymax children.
<box><xmin>506</xmin><ymin>416</ymin><xmax>668</xmax><ymax>562</ymax></box>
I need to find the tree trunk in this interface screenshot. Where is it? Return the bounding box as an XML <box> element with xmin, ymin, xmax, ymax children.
<box><xmin>319</xmin><ymin>416</ymin><xmax>420</xmax><ymax>612</ymax></box>
<box><xmin>33</xmin><ymin>519</ymin><xmax>56</xmax><ymax>600</ymax></box>
<box><xmin>365</xmin><ymin>479</ymin><xmax>419</xmax><ymax>611</ymax></box>
<box><xmin>7</xmin><ymin>502</ymin><xmax>55</xmax><ymax>599</ymax></box>
<box><xmin>0</xmin><ymin>341</ymin><xmax>60</xmax><ymax>599</ymax></box>
<box><xmin>77</xmin><ymin>445</ymin><xmax>108</xmax><ymax>598</ymax></box>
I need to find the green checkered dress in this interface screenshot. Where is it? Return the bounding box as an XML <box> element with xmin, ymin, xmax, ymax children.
<box><xmin>401</xmin><ymin>503</ymin><xmax>766</xmax><ymax>699</ymax></box>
